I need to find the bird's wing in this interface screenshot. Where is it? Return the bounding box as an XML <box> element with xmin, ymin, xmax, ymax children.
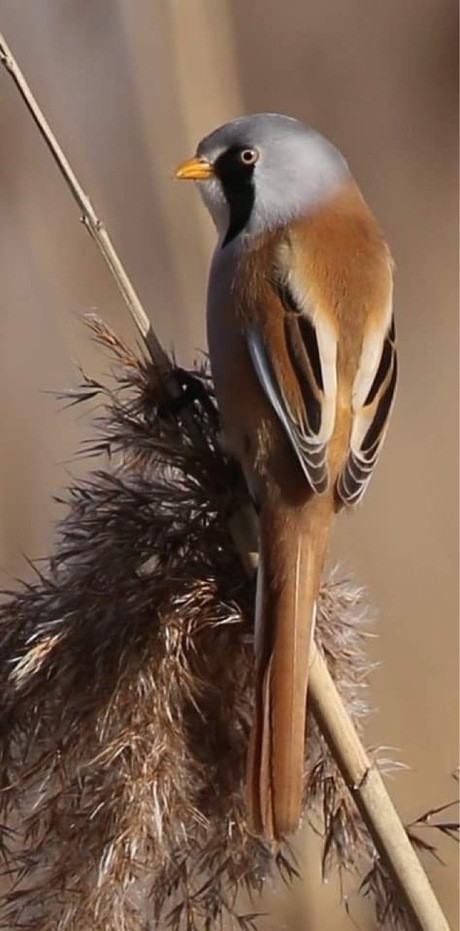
<box><xmin>247</xmin><ymin>276</ymin><xmax>337</xmax><ymax>494</ymax></box>
<box><xmin>337</xmin><ymin>312</ymin><xmax>397</xmax><ymax>505</ymax></box>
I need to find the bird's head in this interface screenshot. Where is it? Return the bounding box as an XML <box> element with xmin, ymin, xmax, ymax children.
<box><xmin>175</xmin><ymin>113</ymin><xmax>349</xmax><ymax>246</ymax></box>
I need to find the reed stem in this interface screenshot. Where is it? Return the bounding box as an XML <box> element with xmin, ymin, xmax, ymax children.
<box><xmin>0</xmin><ymin>30</ymin><xmax>449</xmax><ymax>931</ymax></box>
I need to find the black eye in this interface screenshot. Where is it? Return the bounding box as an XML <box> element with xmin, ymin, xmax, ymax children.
<box><xmin>239</xmin><ymin>148</ymin><xmax>259</xmax><ymax>166</ymax></box>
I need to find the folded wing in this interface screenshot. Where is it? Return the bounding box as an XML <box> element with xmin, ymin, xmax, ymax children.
<box><xmin>247</xmin><ymin>277</ymin><xmax>337</xmax><ymax>494</ymax></box>
<box><xmin>337</xmin><ymin>314</ymin><xmax>397</xmax><ymax>505</ymax></box>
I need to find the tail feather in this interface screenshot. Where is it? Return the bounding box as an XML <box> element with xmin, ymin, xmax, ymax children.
<box><xmin>247</xmin><ymin>496</ymin><xmax>333</xmax><ymax>840</ymax></box>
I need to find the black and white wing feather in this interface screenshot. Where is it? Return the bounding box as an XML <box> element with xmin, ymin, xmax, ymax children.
<box><xmin>247</xmin><ymin>279</ymin><xmax>337</xmax><ymax>494</ymax></box>
<box><xmin>337</xmin><ymin>315</ymin><xmax>397</xmax><ymax>505</ymax></box>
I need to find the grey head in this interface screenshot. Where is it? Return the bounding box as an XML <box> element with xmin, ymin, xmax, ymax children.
<box><xmin>184</xmin><ymin>113</ymin><xmax>350</xmax><ymax>246</ymax></box>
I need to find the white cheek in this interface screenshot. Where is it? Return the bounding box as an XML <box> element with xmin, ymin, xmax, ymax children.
<box><xmin>197</xmin><ymin>178</ymin><xmax>229</xmax><ymax>237</ymax></box>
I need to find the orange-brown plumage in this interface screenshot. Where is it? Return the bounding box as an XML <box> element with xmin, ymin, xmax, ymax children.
<box><xmin>176</xmin><ymin>115</ymin><xmax>397</xmax><ymax>840</ymax></box>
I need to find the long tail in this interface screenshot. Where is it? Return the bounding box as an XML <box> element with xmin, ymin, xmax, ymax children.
<box><xmin>247</xmin><ymin>495</ymin><xmax>333</xmax><ymax>840</ymax></box>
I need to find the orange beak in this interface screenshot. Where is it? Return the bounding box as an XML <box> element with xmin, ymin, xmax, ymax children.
<box><xmin>174</xmin><ymin>156</ymin><xmax>214</xmax><ymax>181</ymax></box>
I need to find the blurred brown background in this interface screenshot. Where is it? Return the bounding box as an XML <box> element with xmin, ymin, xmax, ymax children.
<box><xmin>0</xmin><ymin>1</ymin><xmax>458</xmax><ymax>928</ymax></box>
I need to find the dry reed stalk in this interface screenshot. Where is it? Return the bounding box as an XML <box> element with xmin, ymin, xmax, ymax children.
<box><xmin>0</xmin><ymin>29</ymin><xmax>455</xmax><ymax>931</ymax></box>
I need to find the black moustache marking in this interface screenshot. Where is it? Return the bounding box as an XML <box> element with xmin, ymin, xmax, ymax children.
<box><xmin>214</xmin><ymin>146</ymin><xmax>256</xmax><ymax>247</ymax></box>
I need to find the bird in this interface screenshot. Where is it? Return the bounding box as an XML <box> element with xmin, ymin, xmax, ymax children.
<box><xmin>175</xmin><ymin>113</ymin><xmax>397</xmax><ymax>841</ymax></box>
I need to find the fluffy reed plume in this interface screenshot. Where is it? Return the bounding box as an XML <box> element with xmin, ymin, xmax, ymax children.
<box><xmin>0</xmin><ymin>27</ymin><xmax>456</xmax><ymax>928</ymax></box>
<box><xmin>0</xmin><ymin>319</ymin><xmax>452</xmax><ymax>931</ymax></box>
<box><xmin>0</xmin><ymin>323</ymin><xmax>358</xmax><ymax>928</ymax></box>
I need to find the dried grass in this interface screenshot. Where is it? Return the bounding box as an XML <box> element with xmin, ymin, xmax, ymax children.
<box><xmin>0</xmin><ymin>319</ymin><xmax>388</xmax><ymax>930</ymax></box>
<box><xmin>0</xmin><ymin>28</ymin><xmax>455</xmax><ymax>928</ymax></box>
